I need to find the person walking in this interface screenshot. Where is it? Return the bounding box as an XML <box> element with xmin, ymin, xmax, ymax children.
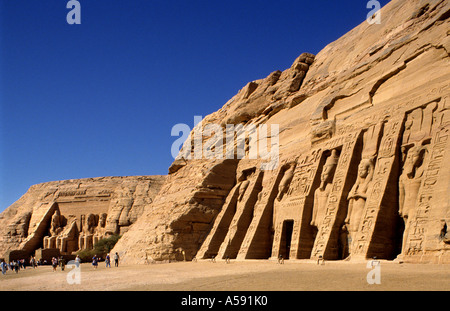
<box><xmin>59</xmin><ymin>257</ymin><xmax>66</xmax><ymax>271</ymax></box>
<box><xmin>278</xmin><ymin>254</ymin><xmax>284</xmax><ymax>264</ymax></box>
<box><xmin>51</xmin><ymin>257</ymin><xmax>58</xmax><ymax>272</ymax></box>
<box><xmin>13</xmin><ymin>260</ymin><xmax>19</xmax><ymax>273</ymax></box>
<box><xmin>1</xmin><ymin>260</ymin><xmax>7</xmax><ymax>275</ymax></box>
<box><xmin>114</xmin><ymin>252</ymin><xmax>119</xmax><ymax>267</ymax></box>
<box><xmin>105</xmin><ymin>253</ymin><xmax>111</xmax><ymax>268</ymax></box>
<box><xmin>30</xmin><ymin>256</ymin><xmax>36</xmax><ymax>269</ymax></box>
<box><xmin>92</xmin><ymin>255</ymin><xmax>98</xmax><ymax>269</ymax></box>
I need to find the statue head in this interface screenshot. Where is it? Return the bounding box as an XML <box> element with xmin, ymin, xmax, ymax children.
<box><xmin>50</xmin><ymin>210</ymin><xmax>61</xmax><ymax>233</ymax></box>
<box><xmin>403</xmin><ymin>144</ymin><xmax>427</xmax><ymax>178</ymax></box>
<box><xmin>86</xmin><ymin>214</ymin><xmax>96</xmax><ymax>233</ymax></box>
<box><xmin>358</xmin><ymin>159</ymin><xmax>373</xmax><ymax>178</ymax></box>
<box><xmin>321</xmin><ymin>150</ymin><xmax>339</xmax><ymax>184</ymax></box>
<box><xmin>277</xmin><ymin>162</ymin><xmax>296</xmax><ymax>201</ymax></box>
<box><xmin>99</xmin><ymin>213</ymin><xmax>107</xmax><ymax>227</ymax></box>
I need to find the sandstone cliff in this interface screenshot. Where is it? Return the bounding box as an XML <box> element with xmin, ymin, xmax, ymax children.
<box><xmin>1</xmin><ymin>0</ymin><xmax>449</xmax><ymax>264</ymax></box>
<box><xmin>0</xmin><ymin>176</ymin><xmax>165</xmax><ymax>258</ymax></box>
<box><xmin>113</xmin><ymin>0</ymin><xmax>450</xmax><ymax>264</ymax></box>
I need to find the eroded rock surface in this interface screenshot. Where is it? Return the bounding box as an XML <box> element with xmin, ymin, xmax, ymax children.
<box><xmin>1</xmin><ymin>0</ymin><xmax>449</xmax><ymax>264</ymax></box>
<box><xmin>117</xmin><ymin>0</ymin><xmax>450</xmax><ymax>264</ymax></box>
<box><xmin>0</xmin><ymin>176</ymin><xmax>165</xmax><ymax>259</ymax></box>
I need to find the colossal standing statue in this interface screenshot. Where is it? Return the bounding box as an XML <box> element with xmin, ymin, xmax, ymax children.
<box><xmin>311</xmin><ymin>150</ymin><xmax>339</xmax><ymax>229</ymax></box>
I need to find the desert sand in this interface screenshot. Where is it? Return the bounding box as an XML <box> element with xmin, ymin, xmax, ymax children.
<box><xmin>0</xmin><ymin>260</ymin><xmax>448</xmax><ymax>291</ymax></box>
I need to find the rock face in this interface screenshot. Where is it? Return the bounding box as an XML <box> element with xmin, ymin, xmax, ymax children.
<box><xmin>114</xmin><ymin>0</ymin><xmax>450</xmax><ymax>264</ymax></box>
<box><xmin>1</xmin><ymin>0</ymin><xmax>449</xmax><ymax>264</ymax></box>
<box><xmin>0</xmin><ymin>176</ymin><xmax>165</xmax><ymax>259</ymax></box>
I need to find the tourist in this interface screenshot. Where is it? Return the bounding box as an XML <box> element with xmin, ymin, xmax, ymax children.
<box><xmin>114</xmin><ymin>252</ymin><xmax>119</xmax><ymax>267</ymax></box>
<box><xmin>278</xmin><ymin>254</ymin><xmax>284</xmax><ymax>264</ymax></box>
<box><xmin>13</xmin><ymin>260</ymin><xmax>19</xmax><ymax>273</ymax></box>
<box><xmin>1</xmin><ymin>260</ymin><xmax>7</xmax><ymax>275</ymax></box>
<box><xmin>75</xmin><ymin>255</ymin><xmax>81</xmax><ymax>267</ymax></box>
<box><xmin>51</xmin><ymin>257</ymin><xmax>58</xmax><ymax>272</ymax></box>
<box><xmin>59</xmin><ymin>257</ymin><xmax>66</xmax><ymax>271</ymax></box>
<box><xmin>105</xmin><ymin>253</ymin><xmax>111</xmax><ymax>268</ymax></box>
<box><xmin>30</xmin><ymin>256</ymin><xmax>36</xmax><ymax>269</ymax></box>
<box><xmin>317</xmin><ymin>255</ymin><xmax>325</xmax><ymax>265</ymax></box>
<box><xmin>92</xmin><ymin>255</ymin><xmax>98</xmax><ymax>269</ymax></box>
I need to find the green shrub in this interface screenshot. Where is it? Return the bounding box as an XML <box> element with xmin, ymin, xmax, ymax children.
<box><xmin>76</xmin><ymin>234</ymin><xmax>121</xmax><ymax>262</ymax></box>
<box><xmin>94</xmin><ymin>234</ymin><xmax>121</xmax><ymax>254</ymax></box>
<box><xmin>76</xmin><ymin>248</ymin><xmax>96</xmax><ymax>262</ymax></box>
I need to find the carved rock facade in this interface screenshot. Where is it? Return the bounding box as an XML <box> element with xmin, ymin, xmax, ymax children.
<box><xmin>1</xmin><ymin>0</ymin><xmax>449</xmax><ymax>264</ymax></box>
<box><xmin>122</xmin><ymin>0</ymin><xmax>449</xmax><ymax>264</ymax></box>
<box><xmin>0</xmin><ymin>176</ymin><xmax>165</xmax><ymax>259</ymax></box>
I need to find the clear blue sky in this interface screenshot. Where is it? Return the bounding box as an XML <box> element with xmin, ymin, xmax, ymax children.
<box><xmin>0</xmin><ymin>0</ymin><xmax>390</xmax><ymax>212</ymax></box>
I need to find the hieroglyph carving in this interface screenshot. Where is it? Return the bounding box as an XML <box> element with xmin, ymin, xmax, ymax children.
<box><xmin>403</xmin><ymin>98</ymin><xmax>449</xmax><ymax>256</ymax></box>
<box><xmin>352</xmin><ymin>116</ymin><xmax>404</xmax><ymax>258</ymax></box>
<box><xmin>344</xmin><ymin>122</ymin><xmax>383</xmax><ymax>256</ymax></box>
<box><xmin>398</xmin><ymin>102</ymin><xmax>436</xmax><ymax>255</ymax></box>
<box><xmin>311</xmin><ymin>131</ymin><xmax>360</xmax><ymax>259</ymax></box>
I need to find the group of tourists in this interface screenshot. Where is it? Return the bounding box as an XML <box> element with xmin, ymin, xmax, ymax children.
<box><xmin>91</xmin><ymin>252</ymin><xmax>120</xmax><ymax>269</ymax></box>
<box><xmin>51</xmin><ymin>256</ymin><xmax>67</xmax><ymax>271</ymax></box>
<box><xmin>1</xmin><ymin>256</ymin><xmax>42</xmax><ymax>275</ymax></box>
<box><xmin>1</xmin><ymin>252</ymin><xmax>121</xmax><ymax>275</ymax></box>
<box><xmin>1</xmin><ymin>260</ymin><xmax>20</xmax><ymax>274</ymax></box>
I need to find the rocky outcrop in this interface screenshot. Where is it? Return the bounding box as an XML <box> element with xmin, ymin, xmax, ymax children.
<box><xmin>0</xmin><ymin>176</ymin><xmax>165</xmax><ymax>258</ymax></box>
<box><xmin>1</xmin><ymin>0</ymin><xmax>449</xmax><ymax>264</ymax></box>
<box><xmin>113</xmin><ymin>0</ymin><xmax>450</xmax><ymax>264</ymax></box>
<box><xmin>111</xmin><ymin>159</ymin><xmax>239</xmax><ymax>263</ymax></box>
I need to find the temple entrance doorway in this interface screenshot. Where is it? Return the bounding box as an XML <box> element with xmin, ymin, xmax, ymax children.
<box><xmin>279</xmin><ymin>220</ymin><xmax>294</xmax><ymax>260</ymax></box>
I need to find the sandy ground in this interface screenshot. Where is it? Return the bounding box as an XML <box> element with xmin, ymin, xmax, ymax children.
<box><xmin>0</xmin><ymin>260</ymin><xmax>449</xmax><ymax>291</ymax></box>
